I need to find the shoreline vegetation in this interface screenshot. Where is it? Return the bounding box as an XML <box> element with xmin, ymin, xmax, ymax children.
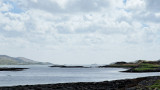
<box><xmin>99</xmin><ymin>60</ymin><xmax>160</xmax><ymax>73</ymax></box>
<box><xmin>0</xmin><ymin>76</ymin><xmax>160</xmax><ymax>90</ymax></box>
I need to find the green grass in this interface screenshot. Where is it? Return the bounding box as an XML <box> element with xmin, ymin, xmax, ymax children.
<box><xmin>148</xmin><ymin>80</ymin><xmax>160</xmax><ymax>89</ymax></box>
<box><xmin>133</xmin><ymin>63</ymin><xmax>160</xmax><ymax>71</ymax></box>
<box><xmin>134</xmin><ymin>67</ymin><xmax>156</xmax><ymax>71</ymax></box>
<box><xmin>139</xmin><ymin>63</ymin><xmax>160</xmax><ymax>68</ymax></box>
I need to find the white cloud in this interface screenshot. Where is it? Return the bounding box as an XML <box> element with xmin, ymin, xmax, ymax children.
<box><xmin>0</xmin><ymin>0</ymin><xmax>160</xmax><ymax>64</ymax></box>
<box><xmin>0</xmin><ymin>1</ymin><xmax>13</xmax><ymax>12</ymax></box>
<box><xmin>125</xmin><ymin>0</ymin><xmax>145</xmax><ymax>10</ymax></box>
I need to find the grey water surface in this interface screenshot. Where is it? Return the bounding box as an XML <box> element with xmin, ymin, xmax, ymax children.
<box><xmin>0</xmin><ymin>65</ymin><xmax>160</xmax><ymax>86</ymax></box>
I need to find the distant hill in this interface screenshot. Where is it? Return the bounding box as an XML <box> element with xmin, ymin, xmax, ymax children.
<box><xmin>0</xmin><ymin>55</ymin><xmax>52</xmax><ymax>65</ymax></box>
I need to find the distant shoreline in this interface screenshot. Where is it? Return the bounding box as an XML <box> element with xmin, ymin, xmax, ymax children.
<box><xmin>0</xmin><ymin>76</ymin><xmax>159</xmax><ymax>90</ymax></box>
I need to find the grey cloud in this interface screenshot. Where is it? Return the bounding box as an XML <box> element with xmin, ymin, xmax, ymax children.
<box><xmin>66</xmin><ymin>0</ymin><xmax>110</xmax><ymax>12</ymax></box>
<box><xmin>118</xmin><ymin>1</ymin><xmax>160</xmax><ymax>24</ymax></box>
<box><xmin>75</xmin><ymin>25</ymin><xmax>98</xmax><ymax>34</ymax></box>
<box><xmin>18</xmin><ymin>0</ymin><xmax>62</xmax><ymax>13</ymax></box>
<box><xmin>56</xmin><ymin>26</ymin><xmax>72</xmax><ymax>34</ymax></box>
<box><xmin>0</xmin><ymin>30</ymin><xmax>24</xmax><ymax>38</ymax></box>
<box><xmin>16</xmin><ymin>0</ymin><xmax>110</xmax><ymax>13</ymax></box>
<box><xmin>132</xmin><ymin>12</ymin><xmax>160</xmax><ymax>23</ymax></box>
<box><xmin>134</xmin><ymin>0</ymin><xmax>160</xmax><ymax>23</ymax></box>
<box><xmin>146</xmin><ymin>0</ymin><xmax>160</xmax><ymax>12</ymax></box>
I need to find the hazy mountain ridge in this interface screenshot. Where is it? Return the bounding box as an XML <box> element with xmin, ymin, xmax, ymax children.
<box><xmin>0</xmin><ymin>55</ymin><xmax>52</xmax><ymax>65</ymax></box>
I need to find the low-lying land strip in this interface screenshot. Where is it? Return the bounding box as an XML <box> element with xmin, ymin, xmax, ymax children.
<box><xmin>50</xmin><ymin>65</ymin><xmax>89</xmax><ymax>68</ymax></box>
<box><xmin>0</xmin><ymin>67</ymin><xmax>28</xmax><ymax>71</ymax></box>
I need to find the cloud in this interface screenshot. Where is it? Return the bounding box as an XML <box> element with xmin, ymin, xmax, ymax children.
<box><xmin>14</xmin><ymin>0</ymin><xmax>111</xmax><ymax>14</ymax></box>
<box><xmin>0</xmin><ymin>0</ymin><xmax>13</xmax><ymax>12</ymax></box>
<box><xmin>0</xmin><ymin>0</ymin><xmax>160</xmax><ymax>64</ymax></box>
<box><xmin>123</xmin><ymin>0</ymin><xmax>160</xmax><ymax>23</ymax></box>
<box><xmin>145</xmin><ymin>0</ymin><xmax>160</xmax><ymax>12</ymax></box>
<box><xmin>125</xmin><ymin>0</ymin><xmax>145</xmax><ymax>10</ymax></box>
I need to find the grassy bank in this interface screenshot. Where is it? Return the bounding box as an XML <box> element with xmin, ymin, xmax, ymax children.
<box><xmin>133</xmin><ymin>63</ymin><xmax>160</xmax><ymax>71</ymax></box>
<box><xmin>148</xmin><ymin>80</ymin><xmax>160</xmax><ymax>89</ymax></box>
<box><xmin>100</xmin><ymin>60</ymin><xmax>160</xmax><ymax>73</ymax></box>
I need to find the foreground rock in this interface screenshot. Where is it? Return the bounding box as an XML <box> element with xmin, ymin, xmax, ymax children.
<box><xmin>0</xmin><ymin>68</ymin><xmax>28</xmax><ymax>71</ymax></box>
<box><xmin>0</xmin><ymin>76</ymin><xmax>160</xmax><ymax>90</ymax></box>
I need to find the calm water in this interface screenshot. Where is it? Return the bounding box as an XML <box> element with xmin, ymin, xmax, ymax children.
<box><xmin>0</xmin><ymin>65</ymin><xmax>160</xmax><ymax>86</ymax></box>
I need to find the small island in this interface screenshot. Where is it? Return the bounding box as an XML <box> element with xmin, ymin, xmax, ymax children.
<box><xmin>0</xmin><ymin>67</ymin><xmax>28</xmax><ymax>71</ymax></box>
<box><xmin>99</xmin><ymin>60</ymin><xmax>160</xmax><ymax>73</ymax></box>
<box><xmin>50</xmin><ymin>65</ymin><xmax>89</xmax><ymax>68</ymax></box>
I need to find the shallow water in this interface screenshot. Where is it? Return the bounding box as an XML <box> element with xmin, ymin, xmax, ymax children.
<box><xmin>0</xmin><ymin>65</ymin><xmax>159</xmax><ymax>86</ymax></box>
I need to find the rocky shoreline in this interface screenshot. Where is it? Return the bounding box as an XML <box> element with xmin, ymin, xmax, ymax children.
<box><xmin>122</xmin><ymin>68</ymin><xmax>160</xmax><ymax>73</ymax></box>
<box><xmin>0</xmin><ymin>76</ymin><xmax>160</xmax><ymax>90</ymax></box>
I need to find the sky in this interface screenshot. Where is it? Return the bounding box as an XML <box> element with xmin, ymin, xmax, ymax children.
<box><xmin>0</xmin><ymin>0</ymin><xmax>160</xmax><ymax>64</ymax></box>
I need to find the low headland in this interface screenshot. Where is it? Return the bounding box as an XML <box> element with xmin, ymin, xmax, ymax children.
<box><xmin>99</xmin><ymin>60</ymin><xmax>160</xmax><ymax>73</ymax></box>
<box><xmin>0</xmin><ymin>55</ymin><xmax>51</xmax><ymax>71</ymax></box>
<box><xmin>0</xmin><ymin>55</ymin><xmax>52</xmax><ymax>65</ymax></box>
